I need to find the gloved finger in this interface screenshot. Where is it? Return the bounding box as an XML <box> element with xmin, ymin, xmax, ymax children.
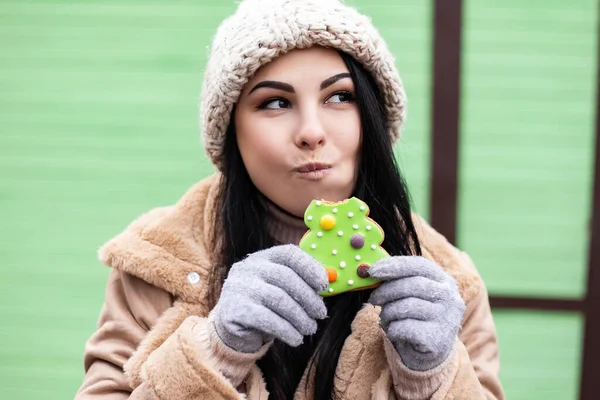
<box><xmin>234</xmin><ymin>260</ymin><xmax>327</xmax><ymax>319</ymax></box>
<box><xmin>369</xmin><ymin>256</ymin><xmax>453</xmax><ymax>283</ymax></box>
<box><xmin>227</xmin><ymin>276</ymin><xmax>319</xmax><ymax>336</ymax></box>
<box><xmin>255</xmin><ymin>244</ymin><xmax>328</xmax><ymax>292</ymax></box>
<box><xmin>385</xmin><ymin>319</ymin><xmax>436</xmax><ymax>353</ymax></box>
<box><xmin>369</xmin><ymin>276</ymin><xmax>451</xmax><ymax>305</ymax></box>
<box><xmin>379</xmin><ymin>297</ymin><xmax>441</xmax><ymax>327</ymax></box>
<box><xmin>223</xmin><ymin>300</ymin><xmax>305</xmax><ymax>347</ymax></box>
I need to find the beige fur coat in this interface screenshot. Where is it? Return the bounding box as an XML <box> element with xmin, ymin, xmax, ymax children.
<box><xmin>75</xmin><ymin>174</ymin><xmax>504</xmax><ymax>399</ymax></box>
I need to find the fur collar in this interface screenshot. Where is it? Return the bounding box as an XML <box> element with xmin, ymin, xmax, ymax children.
<box><xmin>98</xmin><ymin>174</ymin><xmax>222</xmax><ymax>304</ymax></box>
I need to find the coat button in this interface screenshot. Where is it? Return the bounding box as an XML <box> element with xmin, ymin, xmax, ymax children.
<box><xmin>187</xmin><ymin>272</ymin><xmax>200</xmax><ymax>285</ymax></box>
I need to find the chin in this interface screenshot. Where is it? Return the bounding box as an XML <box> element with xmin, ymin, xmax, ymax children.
<box><xmin>266</xmin><ymin>181</ymin><xmax>354</xmax><ymax>217</ymax></box>
<box><xmin>304</xmin><ymin>186</ymin><xmax>353</xmax><ymax>204</ymax></box>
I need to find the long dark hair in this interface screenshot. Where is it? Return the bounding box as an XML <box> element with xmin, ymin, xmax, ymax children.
<box><xmin>208</xmin><ymin>51</ymin><xmax>421</xmax><ymax>400</ymax></box>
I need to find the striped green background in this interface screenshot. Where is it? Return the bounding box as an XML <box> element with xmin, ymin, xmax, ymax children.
<box><xmin>0</xmin><ymin>0</ymin><xmax>595</xmax><ymax>399</ymax></box>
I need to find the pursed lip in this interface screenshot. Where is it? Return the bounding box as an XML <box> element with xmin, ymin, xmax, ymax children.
<box><xmin>293</xmin><ymin>162</ymin><xmax>332</xmax><ymax>173</ymax></box>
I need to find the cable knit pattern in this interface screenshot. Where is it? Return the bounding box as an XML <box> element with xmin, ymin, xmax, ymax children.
<box><xmin>200</xmin><ymin>0</ymin><xmax>407</xmax><ymax>169</ymax></box>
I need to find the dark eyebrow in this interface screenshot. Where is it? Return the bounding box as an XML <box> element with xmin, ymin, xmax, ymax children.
<box><xmin>248</xmin><ymin>81</ymin><xmax>295</xmax><ymax>95</ymax></box>
<box><xmin>248</xmin><ymin>73</ymin><xmax>351</xmax><ymax>95</ymax></box>
<box><xmin>320</xmin><ymin>73</ymin><xmax>351</xmax><ymax>90</ymax></box>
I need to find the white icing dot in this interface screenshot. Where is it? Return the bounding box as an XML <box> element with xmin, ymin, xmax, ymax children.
<box><xmin>332</xmin><ymin>208</ymin><xmax>338</xmax><ymax>213</ymax></box>
<box><xmin>317</xmin><ymin>232</ymin><xmax>323</xmax><ymax>237</ymax></box>
<box><xmin>355</xmin><ymin>255</ymin><xmax>361</xmax><ymax>261</ymax></box>
<box><xmin>328</xmin><ymin>288</ymin><xmax>334</xmax><ymax>293</ymax></box>
<box><xmin>337</xmin><ymin>231</ymin><xmax>343</xmax><ymax>236</ymax></box>
<box><xmin>371</xmin><ymin>244</ymin><xmax>377</xmax><ymax>250</ymax></box>
<box><xmin>316</xmin><ymin>201</ymin><xmax>322</xmax><ymax>206</ymax></box>
<box><xmin>348</xmin><ymin>280</ymin><xmax>354</xmax><ymax>285</ymax></box>
<box><xmin>360</xmin><ymin>205</ymin><xmax>366</xmax><ymax>211</ymax></box>
<box><xmin>332</xmin><ymin>249</ymin><xmax>338</xmax><ymax>255</ymax></box>
<box><xmin>311</xmin><ymin>244</ymin><xmax>317</xmax><ymax>249</ymax></box>
<box><xmin>353</xmin><ymin>224</ymin><xmax>359</xmax><ymax>230</ymax></box>
<box><xmin>366</xmin><ymin>225</ymin><xmax>372</xmax><ymax>231</ymax></box>
<box><xmin>340</xmin><ymin>261</ymin><xmax>346</xmax><ymax>268</ymax></box>
<box><xmin>307</xmin><ymin>216</ymin><xmax>313</xmax><ymax>221</ymax></box>
<box><xmin>348</xmin><ymin>212</ymin><xmax>354</xmax><ymax>218</ymax></box>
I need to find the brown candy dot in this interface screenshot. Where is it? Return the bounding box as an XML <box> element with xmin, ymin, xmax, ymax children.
<box><xmin>357</xmin><ymin>264</ymin><xmax>371</xmax><ymax>278</ymax></box>
<box><xmin>350</xmin><ymin>234</ymin><xmax>365</xmax><ymax>249</ymax></box>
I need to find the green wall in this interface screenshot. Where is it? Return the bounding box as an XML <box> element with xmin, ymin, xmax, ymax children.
<box><xmin>0</xmin><ymin>0</ymin><xmax>595</xmax><ymax>399</ymax></box>
<box><xmin>459</xmin><ymin>0</ymin><xmax>597</xmax><ymax>300</ymax></box>
<box><xmin>458</xmin><ymin>1</ymin><xmax>595</xmax><ymax>398</ymax></box>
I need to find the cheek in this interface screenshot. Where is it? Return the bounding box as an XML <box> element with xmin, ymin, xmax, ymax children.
<box><xmin>241</xmin><ymin>134</ymin><xmax>285</xmax><ymax>166</ymax></box>
<box><xmin>332</xmin><ymin>112</ymin><xmax>361</xmax><ymax>158</ymax></box>
<box><xmin>235</xmin><ymin>116</ymin><xmax>288</xmax><ymax>174</ymax></box>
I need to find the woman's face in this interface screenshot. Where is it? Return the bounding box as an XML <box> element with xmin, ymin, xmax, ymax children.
<box><xmin>234</xmin><ymin>47</ymin><xmax>361</xmax><ymax>217</ymax></box>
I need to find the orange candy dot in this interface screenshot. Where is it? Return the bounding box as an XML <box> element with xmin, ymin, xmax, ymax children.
<box><xmin>320</xmin><ymin>215</ymin><xmax>336</xmax><ymax>230</ymax></box>
<box><xmin>326</xmin><ymin>268</ymin><xmax>338</xmax><ymax>283</ymax></box>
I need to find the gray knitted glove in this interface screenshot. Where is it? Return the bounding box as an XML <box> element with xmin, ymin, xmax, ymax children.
<box><xmin>211</xmin><ymin>244</ymin><xmax>329</xmax><ymax>353</ymax></box>
<box><xmin>369</xmin><ymin>256</ymin><xmax>466</xmax><ymax>371</ymax></box>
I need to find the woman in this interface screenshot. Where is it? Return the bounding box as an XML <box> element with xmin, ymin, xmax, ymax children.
<box><xmin>76</xmin><ymin>0</ymin><xmax>504</xmax><ymax>399</ymax></box>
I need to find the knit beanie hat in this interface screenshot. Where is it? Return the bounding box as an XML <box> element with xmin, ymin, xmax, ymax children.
<box><xmin>200</xmin><ymin>0</ymin><xmax>406</xmax><ymax>170</ymax></box>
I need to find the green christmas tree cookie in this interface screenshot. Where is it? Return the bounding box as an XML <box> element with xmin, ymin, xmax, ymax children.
<box><xmin>299</xmin><ymin>197</ymin><xmax>390</xmax><ymax>297</ymax></box>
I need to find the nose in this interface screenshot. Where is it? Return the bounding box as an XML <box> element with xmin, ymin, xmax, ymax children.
<box><xmin>294</xmin><ymin>110</ymin><xmax>327</xmax><ymax>150</ymax></box>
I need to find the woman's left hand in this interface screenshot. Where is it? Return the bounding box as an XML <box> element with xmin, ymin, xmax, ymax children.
<box><xmin>368</xmin><ymin>256</ymin><xmax>466</xmax><ymax>372</ymax></box>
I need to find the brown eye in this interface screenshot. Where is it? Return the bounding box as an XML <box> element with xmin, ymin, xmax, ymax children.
<box><xmin>259</xmin><ymin>98</ymin><xmax>291</xmax><ymax>110</ymax></box>
<box><xmin>326</xmin><ymin>91</ymin><xmax>355</xmax><ymax>104</ymax></box>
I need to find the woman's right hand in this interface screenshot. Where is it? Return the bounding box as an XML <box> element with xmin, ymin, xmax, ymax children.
<box><xmin>210</xmin><ymin>244</ymin><xmax>329</xmax><ymax>353</ymax></box>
